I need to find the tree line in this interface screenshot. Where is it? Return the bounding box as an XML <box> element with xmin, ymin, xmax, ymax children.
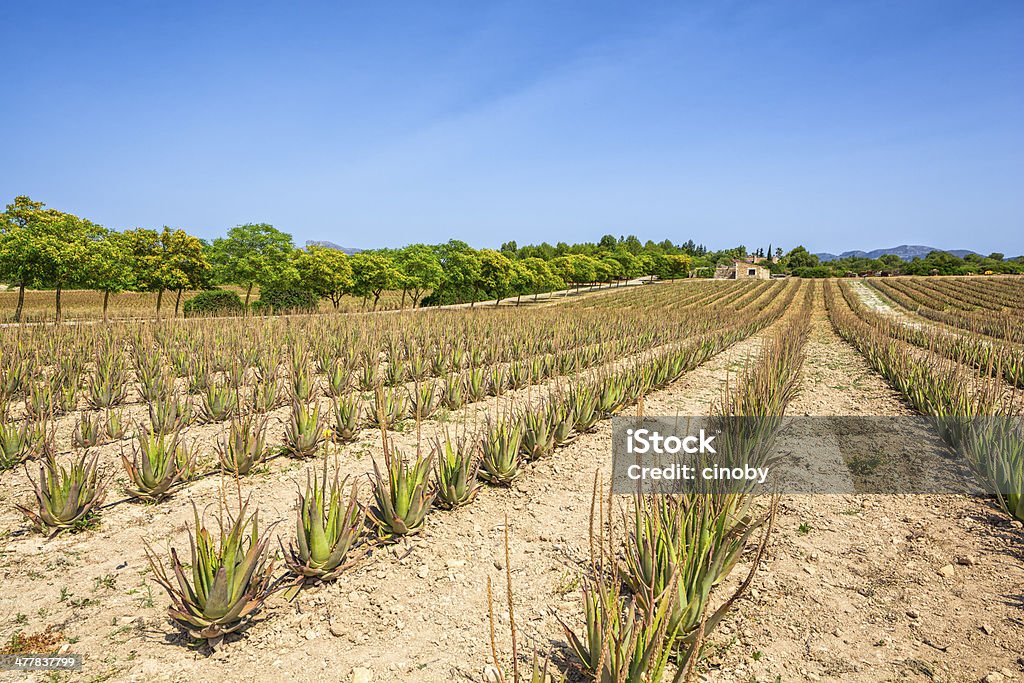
<box><xmin>0</xmin><ymin>196</ymin><xmax>704</xmax><ymax>321</ymax></box>
<box><xmin>778</xmin><ymin>246</ymin><xmax>1024</xmax><ymax>278</ymax></box>
<box><xmin>4</xmin><ymin>194</ymin><xmax>1017</xmax><ymax>322</ymax></box>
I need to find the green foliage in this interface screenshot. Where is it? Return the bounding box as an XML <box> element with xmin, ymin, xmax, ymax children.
<box><xmin>294</xmin><ymin>245</ymin><xmax>353</xmax><ymax>308</ymax></box>
<box><xmin>395</xmin><ymin>244</ymin><xmax>443</xmax><ymax>307</ymax></box>
<box><xmin>183</xmin><ymin>289</ymin><xmax>245</xmax><ymax>317</ymax></box>
<box><xmin>790</xmin><ymin>266</ymin><xmax>833</xmax><ymax>278</ymax></box>
<box><xmin>145</xmin><ymin>500</ymin><xmax>277</xmax><ymax>649</ymax></box>
<box><xmin>285</xmin><ymin>461</ymin><xmax>364</xmax><ymax>582</ymax></box>
<box><xmin>121</xmin><ymin>426</ymin><xmax>196</xmax><ymax>502</ymax></box>
<box><xmin>4</xmin><ymin>194</ymin><xmax>1021</xmax><ymax>318</ymax></box>
<box><xmin>210</xmin><ymin>223</ymin><xmax>296</xmax><ymax>306</ymax></box>
<box><xmin>476</xmin><ymin>249</ymin><xmax>516</xmax><ymax>303</ymax></box>
<box><xmin>651</xmin><ymin>253</ymin><xmax>692</xmax><ymax>280</ymax></box>
<box><xmin>349</xmin><ymin>251</ymin><xmax>399</xmax><ymax>309</ymax></box>
<box><xmin>252</xmin><ymin>286</ymin><xmax>319</xmax><ymax>314</ymax></box>
<box><xmin>16</xmin><ymin>453</ymin><xmax>108</xmax><ymax>535</ymax></box>
<box><xmin>366</xmin><ymin>445</ymin><xmax>435</xmax><ymax>538</ymax></box>
<box><xmin>122</xmin><ymin>226</ymin><xmax>211</xmax><ymax>316</ymax></box>
<box><xmin>782</xmin><ymin>245</ymin><xmax>819</xmax><ymax>270</ymax></box>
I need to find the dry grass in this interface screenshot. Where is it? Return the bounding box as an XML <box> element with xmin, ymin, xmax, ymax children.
<box><xmin>0</xmin><ymin>287</ymin><xmax>409</xmax><ymax>322</ymax></box>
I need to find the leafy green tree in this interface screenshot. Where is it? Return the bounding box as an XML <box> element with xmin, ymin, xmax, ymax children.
<box><xmin>607</xmin><ymin>250</ymin><xmax>640</xmax><ymax>280</ymax></box>
<box><xmin>782</xmin><ymin>246</ymin><xmax>819</xmax><ymax>271</ymax></box>
<box><xmin>294</xmin><ymin>245</ymin><xmax>353</xmax><ymax>309</ymax></box>
<box><xmin>395</xmin><ymin>244</ymin><xmax>443</xmax><ymax>308</ymax></box>
<box><xmin>123</xmin><ymin>227</ymin><xmax>209</xmax><ymax>317</ymax></box>
<box><xmin>0</xmin><ymin>196</ymin><xmax>56</xmax><ymax>321</ymax></box>
<box><xmin>509</xmin><ymin>260</ymin><xmax>534</xmax><ymax>305</ymax></box>
<box><xmin>520</xmin><ymin>257</ymin><xmax>564</xmax><ymax>300</ymax></box>
<box><xmin>29</xmin><ymin>211</ymin><xmax>104</xmax><ymax>321</ymax></box>
<box><xmin>210</xmin><ymin>223</ymin><xmax>296</xmax><ymax>307</ymax></box>
<box><xmin>85</xmin><ymin>229</ymin><xmax>134</xmax><ymax>322</ymax></box>
<box><xmin>431</xmin><ymin>240</ymin><xmax>481</xmax><ymax>306</ymax></box>
<box><xmin>652</xmin><ymin>254</ymin><xmax>692</xmax><ymax>280</ymax></box>
<box><xmin>349</xmin><ymin>252</ymin><xmax>398</xmax><ymax>310</ymax></box>
<box><xmin>878</xmin><ymin>254</ymin><xmax>903</xmax><ymax>272</ymax></box>
<box><xmin>600</xmin><ymin>256</ymin><xmax>625</xmax><ymax>283</ymax></box>
<box><xmin>620</xmin><ymin>235</ymin><xmax>643</xmax><ymax>254</ymax></box>
<box><xmin>552</xmin><ymin>254</ymin><xmax>600</xmax><ymax>292</ymax></box>
<box><xmin>475</xmin><ymin>249</ymin><xmax>516</xmax><ymax>306</ymax></box>
<box><xmin>161</xmin><ymin>228</ymin><xmax>211</xmax><ymax>317</ymax></box>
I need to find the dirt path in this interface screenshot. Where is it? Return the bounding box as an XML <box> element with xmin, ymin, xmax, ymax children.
<box><xmin>849</xmin><ymin>281</ymin><xmax>926</xmax><ymax>331</ymax></box>
<box><xmin>704</xmin><ymin>285</ymin><xmax>1024</xmax><ymax>683</ymax></box>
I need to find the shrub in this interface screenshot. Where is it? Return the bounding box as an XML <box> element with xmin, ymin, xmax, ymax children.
<box><xmin>183</xmin><ymin>289</ymin><xmax>244</xmax><ymax>317</ymax></box>
<box><xmin>252</xmin><ymin>286</ymin><xmax>319</xmax><ymax>314</ymax></box>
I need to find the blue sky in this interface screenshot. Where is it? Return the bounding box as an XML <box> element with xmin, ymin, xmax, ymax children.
<box><xmin>2</xmin><ymin>1</ymin><xmax>1022</xmax><ymax>254</ymax></box>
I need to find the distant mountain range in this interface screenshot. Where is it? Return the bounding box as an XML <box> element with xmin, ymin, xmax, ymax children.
<box><xmin>814</xmin><ymin>245</ymin><xmax>978</xmax><ymax>262</ymax></box>
<box><xmin>305</xmin><ymin>240</ymin><xmax>363</xmax><ymax>255</ymax></box>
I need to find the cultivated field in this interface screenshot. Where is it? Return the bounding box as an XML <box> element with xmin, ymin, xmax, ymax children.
<box><xmin>1</xmin><ymin>277</ymin><xmax>1023</xmax><ymax>683</ymax></box>
<box><xmin>0</xmin><ymin>288</ymin><xmax>409</xmax><ymax>323</ymax></box>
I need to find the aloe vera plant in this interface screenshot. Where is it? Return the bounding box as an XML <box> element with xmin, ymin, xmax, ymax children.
<box><xmin>149</xmin><ymin>395</ymin><xmax>193</xmax><ymax>433</ymax></box>
<box><xmin>283</xmin><ymin>400</ymin><xmax>327</xmax><ymax>457</ymax></box>
<box><xmin>216</xmin><ymin>415</ymin><xmax>269</xmax><ymax>475</ymax></box>
<box><xmin>433</xmin><ymin>433</ymin><xmax>480</xmax><ymax>509</ymax></box>
<box><xmin>72</xmin><ymin>412</ymin><xmax>105</xmax><ymax>449</ymax></box>
<box><xmin>569</xmin><ymin>383</ymin><xmax>600</xmax><ymax>432</ymax></box>
<box><xmin>620</xmin><ymin>494</ymin><xmax>761</xmax><ymax>656</ymax></box>
<box><xmin>366</xmin><ymin>445</ymin><xmax>435</xmax><ymax>538</ymax></box>
<box><xmin>138</xmin><ymin>369</ymin><xmax>174</xmax><ymax>404</ymax></box>
<box><xmin>547</xmin><ymin>400</ymin><xmax>574</xmax><ymax>447</ymax></box>
<box><xmin>145</xmin><ymin>501</ymin><xmax>277</xmax><ymax>649</ymax></box>
<box><xmin>284</xmin><ymin>461</ymin><xmax>365</xmax><ymax>581</ymax></box>
<box><xmin>487</xmin><ymin>366</ymin><xmax>507</xmax><ymax>397</ymax></box>
<box><xmin>16</xmin><ymin>453</ymin><xmax>107</xmax><ymax>534</ymax></box>
<box><xmin>121</xmin><ymin>426</ymin><xmax>196</xmax><ymax>502</ymax></box>
<box><xmin>26</xmin><ymin>382</ymin><xmax>55</xmax><ymax>420</ymax></box>
<box><xmin>962</xmin><ymin>418</ymin><xmax>1024</xmax><ymax>522</ymax></box>
<box><xmin>441</xmin><ymin>374</ymin><xmax>466</xmax><ymax>410</ymax></box>
<box><xmin>384</xmin><ymin>357</ymin><xmax>407</xmax><ymax>386</ymax></box>
<box><xmin>520</xmin><ymin>406</ymin><xmax>554</xmax><ymax>461</ymax></box>
<box><xmin>357</xmin><ymin>357</ymin><xmax>379</xmax><ymax>391</ymax></box>
<box><xmin>563</xmin><ymin>577</ymin><xmax>682</xmax><ymax>683</ymax></box>
<box><xmin>466</xmin><ymin>367</ymin><xmax>486</xmax><ymax>402</ymax></box>
<box><xmin>409</xmin><ymin>381</ymin><xmax>440</xmax><ymax>421</ymax></box>
<box><xmin>330</xmin><ymin>395</ymin><xmax>362</xmax><ymax>443</ymax></box>
<box><xmin>85</xmin><ymin>356</ymin><xmax>129</xmax><ymax>409</ymax></box>
<box><xmin>103</xmin><ymin>412</ymin><xmax>127</xmax><ymax>444</ymax></box>
<box><xmin>289</xmin><ymin>355</ymin><xmax>316</xmax><ymax>402</ymax></box>
<box><xmin>198</xmin><ymin>381</ymin><xmax>239</xmax><ymax>422</ymax></box>
<box><xmin>479</xmin><ymin>418</ymin><xmax>523</xmax><ymax>486</ymax></box>
<box><xmin>326</xmin><ymin>358</ymin><xmax>351</xmax><ymax>398</ymax></box>
<box><xmin>251</xmin><ymin>377</ymin><xmax>284</xmax><ymax>413</ymax></box>
<box><xmin>364</xmin><ymin>388</ymin><xmax>407</xmax><ymax>430</ymax></box>
<box><xmin>506</xmin><ymin>361</ymin><xmax>528</xmax><ymax>390</ymax></box>
<box><xmin>0</xmin><ymin>421</ymin><xmax>41</xmax><ymax>470</ymax></box>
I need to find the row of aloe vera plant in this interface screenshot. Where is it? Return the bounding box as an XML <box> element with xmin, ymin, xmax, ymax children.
<box><xmin>4</xmin><ymin>280</ymin><xmax>800</xmax><ymax>660</ymax></box>
<box><xmin>0</xmin><ymin>280</ymin><xmax>782</xmax><ymax>474</ymax></box>
<box><xmin>825</xmin><ymin>279</ymin><xmax>1024</xmax><ymax>522</ymax></box>
<box><xmin>151</xmin><ymin>285</ymin><xmax>795</xmax><ymax>652</ymax></box>
<box><xmin>551</xmin><ymin>284</ymin><xmax>813</xmax><ymax>682</ymax></box>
